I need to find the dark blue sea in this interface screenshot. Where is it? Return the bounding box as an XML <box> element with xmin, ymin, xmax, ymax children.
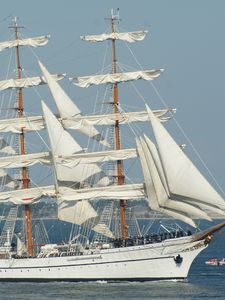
<box><xmin>1</xmin><ymin>222</ymin><xmax>225</xmax><ymax>299</ymax></box>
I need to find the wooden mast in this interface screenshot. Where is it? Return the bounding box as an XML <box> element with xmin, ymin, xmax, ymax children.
<box><xmin>10</xmin><ymin>18</ymin><xmax>33</xmax><ymax>256</ymax></box>
<box><xmin>110</xmin><ymin>11</ymin><xmax>127</xmax><ymax>241</ymax></box>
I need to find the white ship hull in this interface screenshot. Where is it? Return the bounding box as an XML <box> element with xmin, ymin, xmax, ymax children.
<box><xmin>0</xmin><ymin>236</ymin><xmax>206</xmax><ymax>281</ymax></box>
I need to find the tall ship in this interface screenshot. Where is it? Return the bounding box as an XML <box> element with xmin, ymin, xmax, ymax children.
<box><xmin>0</xmin><ymin>11</ymin><xmax>224</xmax><ymax>281</ymax></box>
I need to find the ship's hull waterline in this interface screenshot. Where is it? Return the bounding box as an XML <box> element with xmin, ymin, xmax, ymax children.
<box><xmin>0</xmin><ymin>236</ymin><xmax>206</xmax><ymax>281</ymax></box>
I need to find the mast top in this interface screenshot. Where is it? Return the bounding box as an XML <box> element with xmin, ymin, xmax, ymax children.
<box><xmin>8</xmin><ymin>17</ymin><xmax>24</xmax><ymax>32</ymax></box>
<box><xmin>111</xmin><ymin>8</ymin><xmax>120</xmax><ymax>21</ymax></box>
<box><xmin>105</xmin><ymin>8</ymin><xmax>121</xmax><ymax>24</ymax></box>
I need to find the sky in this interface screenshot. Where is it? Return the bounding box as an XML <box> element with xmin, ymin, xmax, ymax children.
<box><xmin>0</xmin><ymin>0</ymin><xmax>225</xmax><ymax>195</ymax></box>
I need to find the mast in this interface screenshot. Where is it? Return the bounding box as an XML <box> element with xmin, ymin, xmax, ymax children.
<box><xmin>9</xmin><ymin>18</ymin><xmax>33</xmax><ymax>256</ymax></box>
<box><xmin>110</xmin><ymin>10</ymin><xmax>127</xmax><ymax>240</ymax></box>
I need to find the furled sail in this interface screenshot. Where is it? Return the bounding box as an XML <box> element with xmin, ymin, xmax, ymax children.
<box><xmin>81</xmin><ymin>31</ymin><xmax>148</xmax><ymax>43</ymax></box>
<box><xmin>0</xmin><ymin>152</ymin><xmax>50</xmax><ymax>168</ymax></box>
<box><xmin>0</xmin><ymin>35</ymin><xmax>50</xmax><ymax>52</ymax></box>
<box><xmin>71</xmin><ymin>69</ymin><xmax>163</xmax><ymax>88</ymax></box>
<box><xmin>58</xmin><ymin>183</ymin><xmax>145</xmax><ymax>201</ymax></box>
<box><xmin>62</xmin><ymin>108</ymin><xmax>176</xmax><ymax>128</ymax></box>
<box><xmin>0</xmin><ymin>148</ymin><xmax>136</xmax><ymax>169</ymax></box>
<box><xmin>0</xmin><ymin>183</ymin><xmax>144</xmax><ymax>204</ymax></box>
<box><xmin>0</xmin><ymin>108</ymin><xmax>173</xmax><ymax>134</ymax></box>
<box><xmin>0</xmin><ymin>148</ymin><xmax>137</xmax><ymax>169</ymax></box>
<box><xmin>0</xmin><ymin>181</ymin><xmax>144</xmax><ymax>229</ymax></box>
<box><xmin>0</xmin><ymin>74</ymin><xmax>65</xmax><ymax>91</ymax></box>
<box><xmin>0</xmin><ymin>185</ymin><xmax>55</xmax><ymax>204</ymax></box>
<box><xmin>57</xmin><ymin>148</ymin><xmax>137</xmax><ymax>166</ymax></box>
<box><xmin>0</xmin><ymin>116</ymin><xmax>44</xmax><ymax>133</ymax></box>
<box><xmin>38</xmin><ymin>61</ymin><xmax>109</xmax><ymax>147</ymax></box>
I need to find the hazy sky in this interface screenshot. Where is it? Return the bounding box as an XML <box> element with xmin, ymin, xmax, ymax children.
<box><xmin>0</xmin><ymin>0</ymin><xmax>225</xmax><ymax>194</ymax></box>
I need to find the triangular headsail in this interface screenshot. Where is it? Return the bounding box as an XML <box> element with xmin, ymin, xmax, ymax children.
<box><xmin>144</xmin><ymin>136</ymin><xmax>212</xmax><ymax>222</ymax></box>
<box><xmin>136</xmin><ymin>105</ymin><xmax>225</xmax><ymax>227</ymax></box>
<box><xmin>136</xmin><ymin>137</ymin><xmax>198</xmax><ymax>227</ymax></box>
<box><xmin>146</xmin><ymin>105</ymin><xmax>225</xmax><ymax>210</ymax></box>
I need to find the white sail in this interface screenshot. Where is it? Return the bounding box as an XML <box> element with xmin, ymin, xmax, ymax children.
<box><xmin>183</xmin><ymin>199</ymin><xmax>225</xmax><ymax>218</ymax></box>
<box><xmin>57</xmin><ymin>148</ymin><xmax>137</xmax><ymax>166</ymax></box>
<box><xmin>92</xmin><ymin>224</ymin><xmax>114</xmax><ymax>238</ymax></box>
<box><xmin>0</xmin><ymin>138</ymin><xmax>16</xmax><ymax>154</ymax></box>
<box><xmin>38</xmin><ymin>61</ymin><xmax>109</xmax><ymax>147</ymax></box>
<box><xmin>0</xmin><ymin>152</ymin><xmax>50</xmax><ymax>169</ymax></box>
<box><xmin>0</xmin><ymin>108</ymin><xmax>173</xmax><ymax>134</ymax></box>
<box><xmin>16</xmin><ymin>237</ymin><xmax>26</xmax><ymax>256</ymax></box>
<box><xmin>58</xmin><ymin>183</ymin><xmax>145</xmax><ymax>201</ymax></box>
<box><xmin>0</xmin><ymin>169</ymin><xmax>16</xmax><ymax>189</ymax></box>
<box><xmin>81</xmin><ymin>31</ymin><xmax>148</xmax><ymax>43</ymax></box>
<box><xmin>0</xmin><ymin>183</ymin><xmax>144</xmax><ymax>204</ymax></box>
<box><xmin>146</xmin><ymin>105</ymin><xmax>225</xmax><ymax>211</ymax></box>
<box><xmin>59</xmin><ymin>200</ymin><xmax>114</xmax><ymax>236</ymax></box>
<box><xmin>136</xmin><ymin>138</ymin><xmax>159</xmax><ymax>210</ymax></box>
<box><xmin>71</xmin><ymin>69</ymin><xmax>163</xmax><ymax>88</ymax></box>
<box><xmin>0</xmin><ymin>116</ymin><xmax>44</xmax><ymax>133</ymax></box>
<box><xmin>58</xmin><ymin>200</ymin><xmax>98</xmax><ymax>225</ymax></box>
<box><xmin>0</xmin><ymin>74</ymin><xmax>65</xmax><ymax>91</ymax></box>
<box><xmin>63</xmin><ymin>108</ymin><xmax>176</xmax><ymax>128</ymax></box>
<box><xmin>0</xmin><ymin>35</ymin><xmax>50</xmax><ymax>52</ymax></box>
<box><xmin>139</xmin><ymin>136</ymin><xmax>168</xmax><ymax>205</ymax></box>
<box><xmin>42</xmin><ymin>101</ymin><xmax>108</xmax><ymax>185</ymax></box>
<box><xmin>138</xmin><ymin>133</ymin><xmax>224</xmax><ymax>223</ymax></box>
<box><xmin>143</xmin><ymin>134</ymin><xmax>170</xmax><ymax>196</ymax></box>
<box><xmin>0</xmin><ymin>185</ymin><xmax>55</xmax><ymax>205</ymax></box>
<box><xmin>137</xmin><ymin>137</ymin><xmax>198</xmax><ymax>227</ymax></box>
<box><xmin>0</xmin><ymin>148</ymin><xmax>135</xmax><ymax>169</ymax></box>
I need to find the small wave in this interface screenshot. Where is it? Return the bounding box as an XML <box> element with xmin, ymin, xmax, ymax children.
<box><xmin>96</xmin><ymin>280</ymin><xmax>108</xmax><ymax>284</ymax></box>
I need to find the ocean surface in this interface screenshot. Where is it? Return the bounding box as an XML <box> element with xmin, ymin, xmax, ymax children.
<box><xmin>1</xmin><ymin>224</ymin><xmax>225</xmax><ymax>299</ymax></box>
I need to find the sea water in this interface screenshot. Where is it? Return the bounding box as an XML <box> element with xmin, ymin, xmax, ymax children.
<box><xmin>0</xmin><ymin>224</ymin><xmax>225</xmax><ymax>299</ymax></box>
